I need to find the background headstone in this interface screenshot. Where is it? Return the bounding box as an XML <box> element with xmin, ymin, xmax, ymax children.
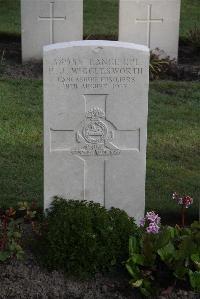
<box><xmin>21</xmin><ymin>0</ymin><xmax>83</xmax><ymax>61</ymax></box>
<box><xmin>119</xmin><ymin>0</ymin><xmax>181</xmax><ymax>60</ymax></box>
<box><xmin>44</xmin><ymin>40</ymin><xmax>149</xmax><ymax>223</ymax></box>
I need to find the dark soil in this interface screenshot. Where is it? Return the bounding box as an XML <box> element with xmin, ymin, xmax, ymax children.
<box><xmin>0</xmin><ymin>35</ymin><xmax>199</xmax><ymax>81</ymax></box>
<box><xmin>0</xmin><ymin>257</ymin><xmax>136</xmax><ymax>299</ymax></box>
<box><xmin>0</xmin><ymin>39</ymin><xmax>43</xmax><ymax>79</ymax></box>
<box><xmin>0</xmin><ymin>224</ymin><xmax>199</xmax><ymax>299</ymax></box>
<box><xmin>0</xmin><ymin>248</ymin><xmax>199</xmax><ymax>299</ymax></box>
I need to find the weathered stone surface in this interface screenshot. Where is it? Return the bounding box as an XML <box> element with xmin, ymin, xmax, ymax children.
<box><xmin>119</xmin><ymin>0</ymin><xmax>181</xmax><ymax>60</ymax></box>
<box><xmin>21</xmin><ymin>0</ymin><xmax>83</xmax><ymax>61</ymax></box>
<box><xmin>44</xmin><ymin>40</ymin><xmax>149</xmax><ymax>223</ymax></box>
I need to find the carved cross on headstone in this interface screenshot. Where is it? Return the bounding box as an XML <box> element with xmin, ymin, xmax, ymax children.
<box><xmin>135</xmin><ymin>4</ymin><xmax>163</xmax><ymax>48</ymax></box>
<box><xmin>38</xmin><ymin>1</ymin><xmax>67</xmax><ymax>44</ymax></box>
<box><xmin>50</xmin><ymin>94</ymin><xmax>140</xmax><ymax>206</ymax></box>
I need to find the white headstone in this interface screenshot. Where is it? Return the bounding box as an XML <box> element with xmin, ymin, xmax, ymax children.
<box><xmin>119</xmin><ymin>0</ymin><xmax>181</xmax><ymax>60</ymax></box>
<box><xmin>21</xmin><ymin>0</ymin><xmax>83</xmax><ymax>61</ymax></box>
<box><xmin>44</xmin><ymin>40</ymin><xmax>149</xmax><ymax>223</ymax></box>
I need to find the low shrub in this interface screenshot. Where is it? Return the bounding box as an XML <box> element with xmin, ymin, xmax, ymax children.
<box><xmin>126</xmin><ymin>212</ymin><xmax>200</xmax><ymax>296</ymax></box>
<box><xmin>36</xmin><ymin>197</ymin><xmax>136</xmax><ymax>276</ymax></box>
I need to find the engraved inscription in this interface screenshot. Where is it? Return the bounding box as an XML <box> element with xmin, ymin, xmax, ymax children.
<box><xmin>83</xmin><ymin>108</ymin><xmax>107</xmax><ymax>144</ymax></box>
<box><xmin>135</xmin><ymin>4</ymin><xmax>163</xmax><ymax>47</ymax></box>
<box><xmin>38</xmin><ymin>2</ymin><xmax>66</xmax><ymax>44</ymax></box>
<box><xmin>50</xmin><ymin>94</ymin><xmax>141</xmax><ymax>156</ymax></box>
<box><xmin>48</xmin><ymin>55</ymin><xmax>144</xmax><ymax>90</ymax></box>
<box><xmin>71</xmin><ymin>107</ymin><xmax>120</xmax><ymax>156</ymax></box>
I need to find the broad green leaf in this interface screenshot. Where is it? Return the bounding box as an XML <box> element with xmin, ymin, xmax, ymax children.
<box><xmin>167</xmin><ymin>226</ymin><xmax>177</xmax><ymax>238</ymax></box>
<box><xmin>156</xmin><ymin>228</ymin><xmax>171</xmax><ymax>249</ymax></box>
<box><xmin>142</xmin><ymin>235</ymin><xmax>156</xmax><ymax>265</ymax></box>
<box><xmin>157</xmin><ymin>242</ymin><xmax>175</xmax><ymax>262</ymax></box>
<box><xmin>0</xmin><ymin>251</ymin><xmax>10</xmax><ymax>261</ymax></box>
<box><xmin>132</xmin><ymin>279</ymin><xmax>143</xmax><ymax>287</ymax></box>
<box><xmin>177</xmin><ymin>237</ymin><xmax>197</xmax><ymax>259</ymax></box>
<box><xmin>129</xmin><ymin>236</ymin><xmax>139</xmax><ymax>255</ymax></box>
<box><xmin>130</xmin><ymin>253</ymin><xmax>144</xmax><ymax>265</ymax></box>
<box><xmin>126</xmin><ymin>263</ymin><xmax>140</xmax><ymax>278</ymax></box>
<box><xmin>140</xmin><ymin>287</ymin><xmax>151</xmax><ymax>297</ymax></box>
<box><xmin>191</xmin><ymin>254</ymin><xmax>200</xmax><ymax>270</ymax></box>
<box><xmin>189</xmin><ymin>270</ymin><xmax>200</xmax><ymax>291</ymax></box>
<box><xmin>126</xmin><ymin>264</ymin><xmax>134</xmax><ymax>278</ymax></box>
<box><xmin>174</xmin><ymin>266</ymin><xmax>188</xmax><ymax>279</ymax></box>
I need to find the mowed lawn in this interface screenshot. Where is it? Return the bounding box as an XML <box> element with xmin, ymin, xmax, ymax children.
<box><xmin>0</xmin><ymin>0</ymin><xmax>199</xmax><ymax>38</ymax></box>
<box><xmin>0</xmin><ymin>79</ymin><xmax>199</xmax><ymax>221</ymax></box>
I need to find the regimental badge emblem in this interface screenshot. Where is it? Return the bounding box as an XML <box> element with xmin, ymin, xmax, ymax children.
<box><xmin>83</xmin><ymin>109</ymin><xmax>107</xmax><ymax>144</ymax></box>
<box><xmin>71</xmin><ymin>107</ymin><xmax>120</xmax><ymax>156</ymax></box>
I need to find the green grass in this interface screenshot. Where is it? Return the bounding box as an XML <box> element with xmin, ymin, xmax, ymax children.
<box><xmin>0</xmin><ymin>79</ymin><xmax>43</xmax><ymax>207</ymax></box>
<box><xmin>84</xmin><ymin>0</ymin><xmax>118</xmax><ymax>38</ymax></box>
<box><xmin>146</xmin><ymin>81</ymin><xmax>200</xmax><ymax>220</ymax></box>
<box><xmin>0</xmin><ymin>0</ymin><xmax>21</xmax><ymax>36</ymax></box>
<box><xmin>0</xmin><ymin>79</ymin><xmax>199</xmax><ymax>222</ymax></box>
<box><xmin>0</xmin><ymin>0</ymin><xmax>199</xmax><ymax>38</ymax></box>
<box><xmin>180</xmin><ymin>0</ymin><xmax>200</xmax><ymax>38</ymax></box>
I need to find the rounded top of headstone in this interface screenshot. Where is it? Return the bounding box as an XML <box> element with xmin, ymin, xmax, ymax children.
<box><xmin>43</xmin><ymin>40</ymin><xmax>149</xmax><ymax>54</ymax></box>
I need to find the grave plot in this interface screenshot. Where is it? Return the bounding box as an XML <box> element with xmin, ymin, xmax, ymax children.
<box><xmin>21</xmin><ymin>0</ymin><xmax>83</xmax><ymax>61</ymax></box>
<box><xmin>119</xmin><ymin>0</ymin><xmax>181</xmax><ymax>60</ymax></box>
<box><xmin>43</xmin><ymin>40</ymin><xmax>149</xmax><ymax>223</ymax></box>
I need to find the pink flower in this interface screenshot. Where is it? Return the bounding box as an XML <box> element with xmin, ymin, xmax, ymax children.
<box><xmin>146</xmin><ymin>222</ymin><xmax>160</xmax><ymax>234</ymax></box>
<box><xmin>182</xmin><ymin>196</ymin><xmax>193</xmax><ymax>208</ymax></box>
<box><xmin>139</xmin><ymin>211</ymin><xmax>161</xmax><ymax>234</ymax></box>
<box><xmin>172</xmin><ymin>192</ymin><xmax>178</xmax><ymax>200</ymax></box>
<box><xmin>139</xmin><ymin>217</ymin><xmax>145</xmax><ymax>227</ymax></box>
<box><xmin>146</xmin><ymin>211</ymin><xmax>161</xmax><ymax>225</ymax></box>
<box><xmin>172</xmin><ymin>192</ymin><xmax>193</xmax><ymax>208</ymax></box>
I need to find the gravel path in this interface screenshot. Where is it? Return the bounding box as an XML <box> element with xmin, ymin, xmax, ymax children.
<box><xmin>0</xmin><ymin>250</ymin><xmax>199</xmax><ymax>299</ymax></box>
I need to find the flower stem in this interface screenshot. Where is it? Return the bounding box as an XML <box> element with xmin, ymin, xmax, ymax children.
<box><xmin>181</xmin><ymin>206</ymin><xmax>185</xmax><ymax>227</ymax></box>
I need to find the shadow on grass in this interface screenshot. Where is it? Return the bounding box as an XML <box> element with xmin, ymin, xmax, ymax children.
<box><xmin>0</xmin><ymin>142</ymin><xmax>43</xmax><ymax>209</ymax></box>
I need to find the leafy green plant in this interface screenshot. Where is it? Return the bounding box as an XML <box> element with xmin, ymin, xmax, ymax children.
<box><xmin>150</xmin><ymin>49</ymin><xmax>176</xmax><ymax>80</ymax></box>
<box><xmin>126</xmin><ymin>213</ymin><xmax>200</xmax><ymax>296</ymax></box>
<box><xmin>0</xmin><ymin>207</ymin><xmax>23</xmax><ymax>261</ymax></box>
<box><xmin>35</xmin><ymin>197</ymin><xmax>136</xmax><ymax>277</ymax></box>
<box><xmin>0</xmin><ymin>201</ymin><xmax>38</xmax><ymax>262</ymax></box>
<box><xmin>18</xmin><ymin>201</ymin><xmax>37</xmax><ymax>222</ymax></box>
<box><xmin>189</xmin><ymin>270</ymin><xmax>200</xmax><ymax>292</ymax></box>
